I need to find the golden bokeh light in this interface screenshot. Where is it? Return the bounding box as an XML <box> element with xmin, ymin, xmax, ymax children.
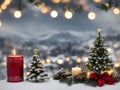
<box><xmin>14</xmin><ymin>10</ymin><xmax>22</xmax><ymax>18</ymax></box>
<box><xmin>57</xmin><ymin>59</ymin><xmax>63</xmax><ymax>64</ymax></box>
<box><xmin>46</xmin><ymin>58</ymin><xmax>51</xmax><ymax>63</ymax></box>
<box><xmin>50</xmin><ymin>10</ymin><xmax>58</xmax><ymax>18</ymax></box>
<box><xmin>65</xmin><ymin>57</ymin><xmax>70</xmax><ymax>62</ymax></box>
<box><xmin>114</xmin><ymin>63</ymin><xmax>120</xmax><ymax>67</ymax></box>
<box><xmin>41</xmin><ymin>7</ymin><xmax>49</xmax><ymax>14</ymax></box>
<box><xmin>88</xmin><ymin>12</ymin><xmax>96</xmax><ymax>20</ymax></box>
<box><xmin>4</xmin><ymin>0</ymin><xmax>11</xmax><ymax>5</ymax></box>
<box><xmin>76</xmin><ymin>58</ymin><xmax>81</xmax><ymax>63</ymax></box>
<box><xmin>52</xmin><ymin>0</ymin><xmax>61</xmax><ymax>3</ymax></box>
<box><xmin>113</xmin><ymin>8</ymin><xmax>120</xmax><ymax>15</ymax></box>
<box><xmin>1</xmin><ymin>4</ymin><xmax>7</xmax><ymax>10</ymax></box>
<box><xmin>93</xmin><ymin>0</ymin><xmax>101</xmax><ymax>3</ymax></box>
<box><xmin>64</xmin><ymin>10</ymin><xmax>73</xmax><ymax>19</ymax></box>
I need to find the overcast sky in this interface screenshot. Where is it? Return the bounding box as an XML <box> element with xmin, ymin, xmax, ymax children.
<box><xmin>0</xmin><ymin>1</ymin><xmax>120</xmax><ymax>39</ymax></box>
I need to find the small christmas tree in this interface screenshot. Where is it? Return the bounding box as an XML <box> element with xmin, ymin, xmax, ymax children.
<box><xmin>26</xmin><ymin>48</ymin><xmax>48</xmax><ymax>82</ymax></box>
<box><xmin>85</xmin><ymin>29</ymin><xmax>113</xmax><ymax>74</ymax></box>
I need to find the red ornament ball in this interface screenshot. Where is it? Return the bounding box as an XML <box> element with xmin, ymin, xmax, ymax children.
<box><xmin>90</xmin><ymin>73</ymin><xmax>99</xmax><ymax>80</ymax></box>
<box><xmin>98</xmin><ymin>79</ymin><xmax>105</xmax><ymax>87</ymax></box>
<box><xmin>105</xmin><ymin>77</ymin><xmax>115</xmax><ymax>85</ymax></box>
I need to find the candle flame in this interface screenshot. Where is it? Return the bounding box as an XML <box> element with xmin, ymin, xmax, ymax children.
<box><xmin>12</xmin><ymin>49</ymin><xmax>16</xmax><ymax>55</ymax></box>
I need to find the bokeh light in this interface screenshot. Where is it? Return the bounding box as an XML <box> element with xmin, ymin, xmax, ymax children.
<box><xmin>64</xmin><ymin>10</ymin><xmax>73</xmax><ymax>19</ymax></box>
<box><xmin>114</xmin><ymin>63</ymin><xmax>120</xmax><ymax>67</ymax></box>
<box><xmin>93</xmin><ymin>0</ymin><xmax>101</xmax><ymax>3</ymax></box>
<box><xmin>76</xmin><ymin>58</ymin><xmax>81</xmax><ymax>63</ymax></box>
<box><xmin>51</xmin><ymin>0</ymin><xmax>61</xmax><ymax>3</ymax></box>
<box><xmin>14</xmin><ymin>10</ymin><xmax>22</xmax><ymax>18</ymax></box>
<box><xmin>46</xmin><ymin>58</ymin><xmax>51</xmax><ymax>63</ymax></box>
<box><xmin>113</xmin><ymin>8</ymin><xmax>120</xmax><ymax>15</ymax></box>
<box><xmin>50</xmin><ymin>10</ymin><xmax>58</xmax><ymax>18</ymax></box>
<box><xmin>57</xmin><ymin>59</ymin><xmax>63</xmax><ymax>64</ymax></box>
<box><xmin>65</xmin><ymin>57</ymin><xmax>70</xmax><ymax>62</ymax></box>
<box><xmin>88</xmin><ymin>12</ymin><xmax>96</xmax><ymax>20</ymax></box>
<box><xmin>41</xmin><ymin>7</ymin><xmax>49</xmax><ymax>14</ymax></box>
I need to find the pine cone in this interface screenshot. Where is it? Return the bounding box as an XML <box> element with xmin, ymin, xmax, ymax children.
<box><xmin>61</xmin><ymin>72</ymin><xmax>72</xmax><ymax>78</ymax></box>
<box><xmin>74</xmin><ymin>72</ymin><xmax>86</xmax><ymax>83</ymax></box>
<box><xmin>53</xmin><ymin>74</ymin><xmax>61</xmax><ymax>80</ymax></box>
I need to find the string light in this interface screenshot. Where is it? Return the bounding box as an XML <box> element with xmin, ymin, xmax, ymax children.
<box><xmin>46</xmin><ymin>58</ymin><xmax>51</xmax><ymax>63</ymax></box>
<box><xmin>64</xmin><ymin>10</ymin><xmax>73</xmax><ymax>19</ymax></box>
<box><xmin>50</xmin><ymin>10</ymin><xmax>58</xmax><ymax>18</ymax></box>
<box><xmin>113</xmin><ymin>8</ymin><xmax>120</xmax><ymax>15</ymax></box>
<box><xmin>88</xmin><ymin>12</ymin><xmax>96</xmax><ymax>20</ymax></box>
<box><xmin>14</xmin><ymin>10</ymin><xmax>22</xmax><ymax>18</ymax></box>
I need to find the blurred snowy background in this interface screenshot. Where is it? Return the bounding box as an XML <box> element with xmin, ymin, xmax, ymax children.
<box><xmin>0</xmin><ymin>0</ymin><xmax>120</xmax><ymax>80</ymax></box>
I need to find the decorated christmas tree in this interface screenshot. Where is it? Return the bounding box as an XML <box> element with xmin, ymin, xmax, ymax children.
<box><xmin>26</xmin><ymin>48</ymin><xmax>48</xmax><ymax>82</ymax></box>
<box><xmin>85</xmin><ymin>29</ymin><xmax>113</xmax><ymax>74</ymax></box>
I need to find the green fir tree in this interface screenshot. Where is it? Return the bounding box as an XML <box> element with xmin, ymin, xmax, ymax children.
<box><xmin>26</xmin><ymin>49</ymin><xmax>48</xmax><ymax>82</ymax></box>
<box><xmin>85</xmin><ymin>29</ymin><xmax>113</xmax><ymax>74</ymax></box>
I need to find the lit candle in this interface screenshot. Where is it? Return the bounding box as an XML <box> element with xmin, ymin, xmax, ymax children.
<box><xmin>7</xmin><ymin>49</ymin><xmax>24</xmax><ymax>82</ymax></box>
<box><xmin>71</xmin><ymin>66</ymin><xmax>81</xmax><ymax>76</ymax></box>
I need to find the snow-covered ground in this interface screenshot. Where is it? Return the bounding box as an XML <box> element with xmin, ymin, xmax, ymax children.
<box><xmin>0</xmin><ymin>79</ymin><xmax>120</xmax><ymax>90</ymax></box>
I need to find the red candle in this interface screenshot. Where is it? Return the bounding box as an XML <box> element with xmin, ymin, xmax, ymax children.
<box><xmin>7</xmin><ymin>49</ymin><xmax>24</xmax><ymax>82</ymax></box>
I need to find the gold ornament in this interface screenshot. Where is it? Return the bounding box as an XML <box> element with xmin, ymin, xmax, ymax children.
<box><xmin>89</xmin><ymin>64</ymin><xmax>91</xmax><ymax>66</ymax></box>
<box><xmin>37</xmin><ymin>64</ymin><xmax>40</xmax><ymax>67</ymax></box>
<box><xmin>104</xmin><ymin>50</ymin><xmax>108</xmax><ymax>54</ymax></box>
<box><xmin>94</xmin><ymin>53</ymin><xmax>97</xmax><ymax>56</ymax></box>
<box><xmin>103</xmin><ymin>61</ymin><xmax>106</xmax><ymax>64</ymax></box>
<box><xmin>26</xmin><ymin>72</ymin><xmax>31</xmax><ymax>75</ymax></box>
<box><xmin>95</xmin><ymin>61</ymin><xmax>98</xmax><ymax>64</ymax></box>
<box><xmin>104</xmin><ymin>66</ymin><xmax>107</xmax><ymax>69</ymax></box>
